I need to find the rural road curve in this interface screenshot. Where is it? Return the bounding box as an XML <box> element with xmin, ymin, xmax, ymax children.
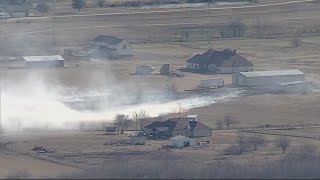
<box><xmin>1</xmin><ymin>16</ymin><xmax>319</xmax><ymax>37</ymax></box>
<box><xmin>6</xmin><ymin>0</ymin><xmax>315</xmax><ymax>21</ymax></box>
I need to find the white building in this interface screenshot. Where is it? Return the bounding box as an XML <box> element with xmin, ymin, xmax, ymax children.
<box><xmin>232</xmin><ymin>69</ymin><xmax>305</xmax><ymax>87</ymax></box>
<box><xmin>22</xmin><ymin>55</ymin><xmax>64</xmax><ymax>68</ymax></box>
<box><xmin>170</xmin><ymin>135</ymin><xmax>196</xmax><ymax>148</ymax></box>
<box><xmin>89</xmin><ymin>35</ymin><xmax>133</xmax><ymax>58</ymax></box>
<box><xmin>200</xmin><ymin>78</ymin><xmax>224</xmax><ymax>88</ymax></box>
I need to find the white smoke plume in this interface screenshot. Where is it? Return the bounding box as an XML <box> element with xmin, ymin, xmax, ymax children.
<box><xmin>1</xmin><ymin>71</ymin><xmax>242</xmax><ymax>132</ymax></box>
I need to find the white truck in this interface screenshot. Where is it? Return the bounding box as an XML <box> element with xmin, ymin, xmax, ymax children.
<box><xmin>200</xmin><ymin>78</ymin><xmax>224</xmax><ymax>88</ymax></box>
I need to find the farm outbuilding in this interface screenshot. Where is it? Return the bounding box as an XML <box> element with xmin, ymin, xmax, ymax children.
<box><xmin>232</xmin><ymin>69</ymin><xmax>305</xmax><ymax>87</ymax></box>
<box><xmin>23</xmin><ymin>55</ymin><xmax>64</xmax><ymax>68</ymax></box>
<box><xmin>200</xmin><ymin>78</ymin><xmax>224</xmax><ymax>88</ymax></box>
<box><xmin>170</xmin><ymin>135</ymin><xmax>196</xmax><ymax>148</ymax></box>
<box><xmin>135</xmin><ymin>65</ymin><xmax>154</xmax><ymax>75</ymax></box>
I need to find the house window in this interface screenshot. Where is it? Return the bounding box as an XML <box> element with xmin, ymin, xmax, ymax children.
<box><xmin>123</xmin><ymin>45</ymin><xmax>126</xmax><ymax>50</ymax></box>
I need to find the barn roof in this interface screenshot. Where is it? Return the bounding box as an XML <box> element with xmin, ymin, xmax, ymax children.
<box><xmin>145</xmin><ymin>118</ymin><xmax>212</xmax><ymax>131</ymax></box>
<box><xmin>277</xmin><ymin>81</ymin><xmax>306</xmax><ymax>85</ymax></box>
<box><xmin>186</xmin><ymin>49</ymin><xmax>252</xmax><ymax>67</ymax></box>
<box><xmin>239</xmin><ymin>69</ymin><xmax>304</xmax><ymax>77</ymax></box>
<box><xmin>22</xmin><ymin>55</ymin><xmax>64</xmax><ymax>62</ymax></box>
<box><xmin>92</xmin><ymin>35</ymin><xmax>124</xmax><ymax>45</ymax></box>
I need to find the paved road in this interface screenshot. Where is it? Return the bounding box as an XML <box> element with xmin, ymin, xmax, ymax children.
<box><xmin>1</xmin><ymin>15</ymin><xmax>319</xmax><ymax>37</ymax></box>
<box><xmin>6</xmin><ymin>0</ymin><xmax>315</xmax><ymax>21</ymax></box>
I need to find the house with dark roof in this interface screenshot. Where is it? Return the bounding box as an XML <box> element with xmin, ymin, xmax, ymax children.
<box><xmin>89</xmin><ymin>35</ymin><xmax>133</xmax><ymax>59</ymax></box>
<box><xmin>144</xmin><ymin>115</ymin><xmax>212</xmax><ymax>138</ymax></box>
<box><xmin>186</xmin><ymin>49</ymin><xmax>253</xmax><ymax>74</ymax></box>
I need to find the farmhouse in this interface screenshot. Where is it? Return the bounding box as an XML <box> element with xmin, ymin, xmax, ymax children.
<box><xmin>144</xmin><ymin>115</ymin><xmax>212</xmax><ymax>138</ymax></box>
<box><xmin>22</xmin><ymin>55</ymin><xmax>64</xmax><ymax>68</ymax></box>
<box><xmin>89</xmin><ymin>35</ymin><xmax>133</xmax><ymax>58</ymax></box>
<box><xmin>186</xmin><ymin>49</ymin><xmax>253</xmax><ymax>73</ymax></box>
<box><xmin>232</xmin><ymin>69</ymin><xmax>305</xmax><ymax>87</ymax></box>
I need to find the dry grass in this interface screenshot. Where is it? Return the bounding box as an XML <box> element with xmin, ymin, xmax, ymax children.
<box><xmin>1</xmin><ymin>1</ymin><xmax>320</xmax><ymax>178</ymax></box>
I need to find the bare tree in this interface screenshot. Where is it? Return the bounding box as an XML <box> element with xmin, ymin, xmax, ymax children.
<box><xmin>291</xmin><ymin>37</ymin><xmax>302</xmax><ymax>48</ymax></box>
<box><xmin>72</xmin><ymin>0</ymin><xmax>86</xmax><ymax>12</ymax></box>
<box><xmin>36</xmin><ymin>2</ymin><xmax>50</xmax><ymax>16</ymax></box>
<box><xmin>137</xmin><ymin>110</ymin><xmax>150</xmax><ymax>130</ymax></box>
<box><xmin>220</xmin><ymin>21</ymin><xmax>247</xmax><ymax>38</ymax></box>
<box><xmin>97</xmin><ymin>0</ymin><xmax>106</xmax><ymax>7</ymax></box>
<box><xmin>155</xmin><ymin>113</ymin><xmax>166</xmax><ymax>122</ymax></box>
<box><xmin>216</xmin><ymin>120</ymin><xmax>224</xmax><ymax>130</ymax></box>
<box><xmin>275</xmin><ymin>137</ymin><xmax>290</xmax><ymax>154</ymax></box>
<box><xmin>248</xmin><ymin>134</ymin><xmax>265</xmax><ymax>150</ymax></box>
<box><xmin>132</xmin><ymin>111</ymin><xmax>139</xmax><ymax>130</ymax></box>
<box><xmin>237</xmin><ymin>132</ymin><xmax>250</xmax><ymax>154</ymax></box>
<box><xmin>113</xmin><ymin>114</ymin><xmax>131</xmax><ymax>134</ymax></box>
<box><xmin>224</xmin><ymin>132</ymin><xmax>249</xmax><ymax>155</ymax></box>
<box><xmin>223</xmin><ymin>113</ymin><xmax>239</xmax><ymax>129</ymax></box>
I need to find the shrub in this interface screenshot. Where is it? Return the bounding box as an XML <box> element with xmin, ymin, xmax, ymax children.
<box><xmin>291</xmin><ymin>37</ymin><xmax>302</xmax><ymax>48</ymax></box>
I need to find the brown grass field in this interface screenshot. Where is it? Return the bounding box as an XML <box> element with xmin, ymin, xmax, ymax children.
<box><xmin>1</xmin><ymin>0</ymin><xmax>320</xmax><ymax>178</ymax></box>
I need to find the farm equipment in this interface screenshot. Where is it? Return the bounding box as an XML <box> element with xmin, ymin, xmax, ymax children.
<box><xmin>32</xmin><ymin>146</ymin><xmax>55</xmax><ymax>153</ymax></box>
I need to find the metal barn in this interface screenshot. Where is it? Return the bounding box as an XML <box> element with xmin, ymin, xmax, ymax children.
<box><xmin>23</xmin><ymin>55</ymin><xmax>64</xmax><ymax>68</ymax></box>
<box><xmin>232</xmin><ymin>69</ymin><xmax>305</xmax><ymax>87</ymax></box>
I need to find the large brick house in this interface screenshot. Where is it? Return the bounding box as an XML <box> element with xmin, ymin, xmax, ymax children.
<box><xmin>186</xmin><ymin>49</ymin><xmax>253</xmax><ymax>74</ymax></box>
<box><xmin>144</xmin><ymin>115</ymin><xmax>212</xmax><ymax>138</ymax></box>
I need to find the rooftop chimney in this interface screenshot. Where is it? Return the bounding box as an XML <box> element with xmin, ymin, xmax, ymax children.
<box><xmin>186</xmin><ymin>115</ymin><xmax>198</xmax><ymax>121</ymax></box>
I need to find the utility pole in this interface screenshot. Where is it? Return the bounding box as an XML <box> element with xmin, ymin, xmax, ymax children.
<box><xmin>208</xmin><ymin>0</ymin><xmax>210</xmax><ymax>17</ymax></box>
<box><xmin>257</xmin><ymin>16</ymin><xmax>260</xmax><ymax>39</ymax></box>
<box><xmin>52</xmin><ymin>0</ymin><xmax>56</xmax><ymax>44</ymax></box>
<box><xmin>0</xmin><ymin>68</ymin><xmax>2</xmax><ymax>131</ymax></box>
<box><xmin>0</xmin><ymin>67</ymin><xmax>6</xmax><ymax>131</ymax></box>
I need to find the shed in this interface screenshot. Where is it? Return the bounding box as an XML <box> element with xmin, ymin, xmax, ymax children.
<box><xmin>200</xmin><ymin>78</ymin><xmax>224</xmax><ymax>88</ymax></box>
<box><xmin>135</xmin><ymin>65</ymin><xmax>154</xmax><ymax>75</ymax></box>
<box><xmin>170</xmin><ymin>135</ymin><xmax>195</xmax><ymax>148</ymax></box>
<box><xmin>232</xmin><ymin>69</ymin><xmax>305</xmax><ymax>87</ymax></box>
<box><xmin>23</xmin><ymin>55</ymin><xmax>64</xmax><ymax>68</ymax></box>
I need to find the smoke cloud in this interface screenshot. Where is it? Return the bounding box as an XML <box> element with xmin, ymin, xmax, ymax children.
<box><xmin>1</xmin><ymin>70</ymin><xmax>242</xmax><ymax>132</ymax></box>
